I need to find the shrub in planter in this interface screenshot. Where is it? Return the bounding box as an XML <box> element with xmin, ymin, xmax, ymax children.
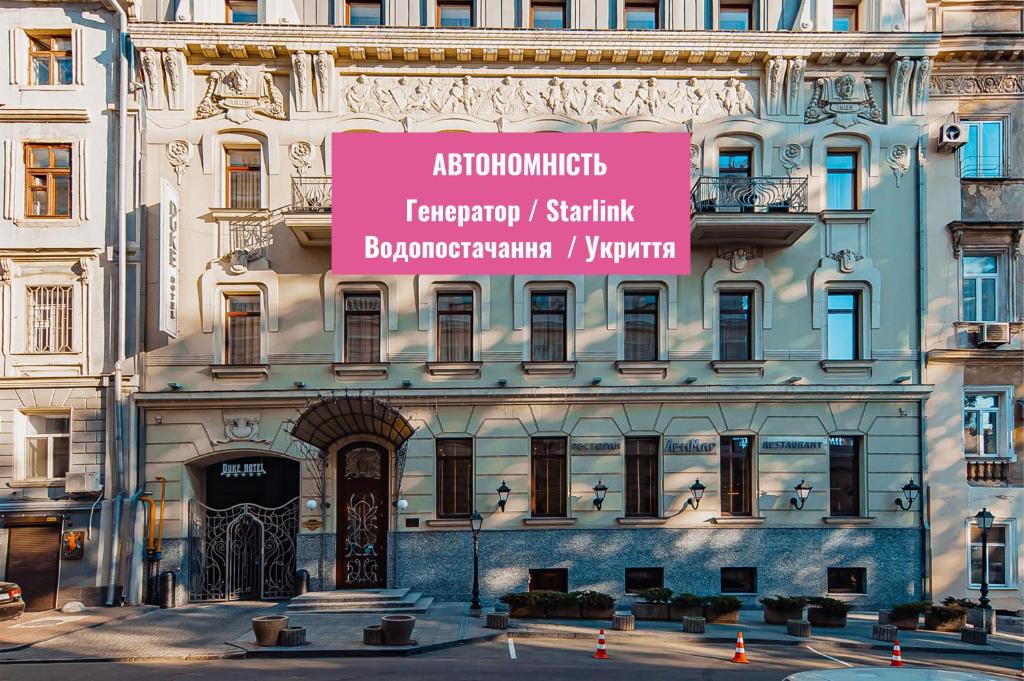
<box><xmin>761</xmin><ymin>596</ymin><xmax>808</xmax><ymax>625</ymax></box>
<box><xmin>941</xmin><ymin>596</ymin><xmax>976</xmax><ymax>610</ymax></box>
<box><xmin>572</xmin><ymin>590</ymin><xmax>616</xmax><ymax>620</ymax></box>
<box><xmin>632</xmin><ymin>587</ymin><xmax>673</xmax><ymax>621</ymax></box>
<box><xmin>806</xmin><ymin>597</ymin><xmax>850</xmax><ymax>628</ymax></box>
<box><xmin>704</xmin><ymin>596</ymin><xmax>742</xmax><ymax>624</ymax></box>
<box><xmin>889</xmin><ymin>601</ymin><xmax>931</xmax><ymax>630</ymax></box>
<box><xmin>500</xmin><ymin>592</ymin><xmax>543</xmax><ymax>619</ymax></box>
<box><xmin>924</xmin><ymin>604</ymin><xmax>968</xmax><ymax>632</ymax></box>
<box><xmin>535</xmin><ymin>590</ymin><xmax>579</xmax><ymax>619</ymax></box>
<box><xmin>670</xmin><ymin>593</ymin><xmax>705</xmax><ymax>620</ymax></box>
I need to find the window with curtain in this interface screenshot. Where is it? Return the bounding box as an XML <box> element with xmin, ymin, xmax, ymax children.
<box><xmin>531</xmin><ymin>438</ymin><xmax>567</xmax><ymax>517</ymax></box>
<box><xmin>26</xmin><ymin>285</ymin><xmax>73</xmax><ymax>353</ymax></box>
<box><xmin>436</xmin><ymin>438</ymin><xmax>473</xmax><ymax>518</ymax></box>
<box><xmin>827</xmin><ymin>291</ymin><xmax>860</xmax><ymax>360</ymax></box>
<box><xmin>720</xmin><ymin>436</ymin><xmax>752</xmax><ymax>516</ymax></box>
<box><xmin>961</xmin><ymin>120</ymin><xmax>1004</xmax><ymax>179</ymax></box>
<box><xmin>225</xmin><ymin>148</ymin><xmax>261</xmax><ymax>209</ymax></box>
<box><xmin>436</xmin><ymin>291</ymin><xmax>473</xmax><ymax>362</ymax></box>
<box><xmin>623</xmin><ymin>291</ymin><xmax>658</xmax><ymax>361</ymax></box>
<box><xmin>718</xmin><ymin>291</ymin><xmax>753</xmax><ymax>361</ymax></box>
<box><xmin>531</xmin><ymin>291</ymin><xmax>567</xmax><ymax>362</ymax></box>
<box><xmin>964</xmin><ymin>393</ymin><xmax>1000</xmax><ymax>456</ymax></box>
<box><xmin>28</xmin><ymin>33</ymin><xmax>72</xmax><ymax>85</ymax></box>
<box><xmin>828</xmin><ymin>436</ymin><xmax>861</xmax><ymax>516</ymax></box>
<box><xmin>625</xmin><ymin>437</ymin><xmax>658</xmax><ymax>517</ymax></box>
<box><xmin>826</xmin><ymin>151</ymin><xmax>857</xmax><ymax>209</ymax></box>
<box><xmin>531</xmin><ymin>0</ymin><xmax>565</xmax><ymax>27</ymax></box>
<box><xmin>969</xmin><ymin>523</ymin><xmax>1008</xmax><ymax>586</ymax></box>
<box><xmin>962</xmin><ymin>255</ymin><xmax>999</xmax><ymax>322</ymax></box>
<box><xmin>344</xmin><ymin>292</ymin><xmax>381</xmax><ymax>363</ymax></box>
<box><xmin>25</xmin><ymin>143</ymin><xmax>72</xmax><ymax>218</ymax></box>
<box><xmin>225</xmin><ymin>294</ymin><xmax>261</xmax><ymax>364</ymax></box>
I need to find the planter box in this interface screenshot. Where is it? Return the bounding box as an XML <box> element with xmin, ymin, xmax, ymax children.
<box><xmin>509</xmin><ymin>605</ymin><xmax>544</xmax><ymax>619</ymax></box>
<box><xmin>807</xmin><ymin>607</ymin><xmax>847</xmax><ymax>628</ymax></box>
<box><xmin>632</xmin><ymin>602</ymin><xmax>670</xmax><ymax>621</ymax></box>
<box><xmin>580</xmin><ymin>605</ymin><xmax>615</xmax><ymax>620</ymax></box>
<box><xmin>764</xmin><ymin>606</ymin><xmax>804</xmax><ymax>625</ymax></box>
<box><xmin>252</xmin><ymin>615</ymin><xmax>289</xmax><ymax>647</ymax></box>
<box><xmin>705</xmin><ymin>609</ymin><xmax>740</xmax><ymax>624</ymax></box>
<box><xmin>547</xmin><ymin>604</ymin><xmax>581</xmax><ymax>619</ymax></box>
<box><xmin>878</xmin><ymin>610</ymin><xmax>892</xmax><ymax>625</ymax></box>
<box><xmin>924</xmin><ymin>612</ymin><xmax>967</xmax><ymax>632</ymax></box>
<box><xmin>670</xmin><ymin>605</ymin><xmax>704</xmax><ymax>621</ymax></box>
<box><xmin>889</xmin><ymin>615</ymin><xmax>920</xmax><ymax>631</ymax></box>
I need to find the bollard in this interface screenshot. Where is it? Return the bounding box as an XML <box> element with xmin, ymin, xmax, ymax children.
<box><xmin>486</xmin><ymin>612</ymin><xmax>509</xmax><ymax>630</ymax></box>
<box><xmin>960</xmin><ymin>627</ymin><xmax>988</xmax><ymax>646</ymax></box>
<box><xmin>612</xmin><ymin>613</ymin><xmax>635</xmax><ymax>631</ymax></box>
<box><xmin>682</xmin><ymin>616</ymin><xmax>706</xmax><ymax>634</ymax></box>
<box><xmin>157</xmin><ymin>571</ymin><xmax>176</xmax><ymax>609</ymax></box>
<box><xmin>295</xmin><ymin>569</ymin><xmax>310</xmax><ymax>596</ymax></box>
<box><xmin>787</xmin><ymin>619</ymin><xmax>811</xmax><ymax>638</ymax></box>
<box><xmin>872</xmin><ymin>624</ymin><xmax>898</xmax><ymax>642</ymax></box>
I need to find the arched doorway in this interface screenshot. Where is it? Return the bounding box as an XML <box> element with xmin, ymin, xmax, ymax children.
<box><xmin>187</xmin><ymin>455</ymin><xmax>299</xmax><ymax>602</ymax></box>
<box><xmin>337</xmin><ymin>443</ymin><xmax>389</xmax><ymax>589</ymax></box>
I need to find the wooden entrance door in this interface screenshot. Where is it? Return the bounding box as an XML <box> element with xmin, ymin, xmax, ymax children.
<box><xmin>6</xmin><ymin>525</ymin><xmax>61</xmax><ymax>611</ymax></box>
<box><xmin>337</xmin><ymin>444</ymin><xmax>388</xmax><ymax>589</ymax></box>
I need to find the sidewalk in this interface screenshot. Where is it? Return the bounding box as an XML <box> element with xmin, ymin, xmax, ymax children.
<box><xmin>0</xmin><ymin>606</ymin><xmax>155</xmax><ymax>653</ymax></box>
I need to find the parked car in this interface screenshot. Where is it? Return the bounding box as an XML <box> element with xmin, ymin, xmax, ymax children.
<box><xmin>0</xmin><ymin>582</ymin><xmax>25</xmax><ymax>622</ymax></box>
<box><xmin>785</xmin><ymin>668</ymin><xmax>1006</xmax><ymax>681</ymax></box>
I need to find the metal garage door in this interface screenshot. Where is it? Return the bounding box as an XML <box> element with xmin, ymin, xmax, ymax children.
<box><xmin>5</xmin><ymin>525</ymin><xmax>61</xmax><ymax>611</ymax></box>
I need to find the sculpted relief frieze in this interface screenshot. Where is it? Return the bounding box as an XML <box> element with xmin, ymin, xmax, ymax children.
<box><xmin>929</xmin><ymin>73</ymin><xmax>1024</xmax><ymax>96</ymax></box>
<box><xmin>339</xmin><ymin>74</ymin><xmax>759</xmax><ymax>125</ymax></box>
<box><xmin>805</xmin><ymin>74</ymin><xmax>883</xmax><ymax>127</ymax></box>
<box><xmin>195</xmin><ymin>67</ymin><xmax>287</xmax><ymax>123</ymax></box>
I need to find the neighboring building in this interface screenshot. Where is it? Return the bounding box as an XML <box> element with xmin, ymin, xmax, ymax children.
<box><xmin>0</xmin><ymin>0</ymin><xmax>138</xmax><ymax>609</ymax></box>
<box><xmin>122</xmin><ymin>0</ymin><xmax>1017</xmax><ymax>610</ymax></box>
<box><xmin>922</xmin><ymin>3</ymin><xmax>1023</xmax><ymax>613</ymax></box>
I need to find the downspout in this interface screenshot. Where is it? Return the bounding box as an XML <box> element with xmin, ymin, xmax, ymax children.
<box><xmin>916</xmin><ymin>128</ymin><xmax>930</xmax><ymax>601</ymax></box>
<box><xmin>103</xmin><ymin>0</ymin><xmax>129</xmax><ymax>607</ymax></box>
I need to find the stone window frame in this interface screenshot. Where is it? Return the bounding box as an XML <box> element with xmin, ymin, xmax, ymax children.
<box><xmin>418</xmin><ymin>276</ymin><xmax>490</xmax><ymax>363</ymax></box>
<box><xmin>513</xmin><ymin>276</ymin><xmax>584</xmax><ymax>363</ymax></box>
<box><xmin>962</xmin><ymin>386</ymin><xmax>1016</xmax><ymax>461</ymax></box>
<box><xmin>214</xmin><ymin>287</ymin><xmax>270</xmax><ymax>366</ymax></box>
<box><xmin>324</xmin><ymin>277</ymin><xmax>399</xmax><ymax>364</ymax></box>
<box><xmin>199</xmin><ymin>261</ymin><xmax>280</xmax><ymax>366</ymax></box>
<box><xmin>964</xmin><ymin>516</ymin><xmax>1017</xmax><ymax>590</ymax></box>
<box><xmin>607</xmin><ymin>276</ymin><xmax>676</xmax><ymax>362</ymax></box>
<box><xmin>810</xmin><ymin>131</ymin><xmax>879</xmax><ymax>211</ymax></box>
<box><xmin>959</xmin><ymin>248</ymin><xmax>1011</xmax><ymax>323</ymax></box>
<box><xmin>821</xmin><ymin>283</ymin><xmax>874</xmax><ymax>361</ymax></box>
<box><xmin>12</xmin><ymin>407</ymin><xmax>73</xmax><ymax>486</ymax></box>
<box><xmin>5</xmin><ymin>138</ymin><xmax>88</xmax><ymax>226</ymax></box>
<box><xmin>958</xmin><ymin>117</ymin><xmax>1007</xmax><ymax>179</ymax></box>
<box><xmin>702</xmin><ymin>273</ymin><xmax>772</xmax><ymax>363</ymax></box>
<box><xmin>8</xmin><ymin>266</ymin><xmax>85</xmax><ymax>357</ymax></box>
<box><xmin>8</xmin><ymin>26</ymin><xmax>85</xmax><ymax>89</ymax></box>
<box><xmin>199</xmin><ymin>128</ymin><xmax>280</xmax><ymax>208</ymax></box>
<box><xmin>826</xmin><ymin>433</ymin><xmax>869</xmax><ymax>519</ymax></box>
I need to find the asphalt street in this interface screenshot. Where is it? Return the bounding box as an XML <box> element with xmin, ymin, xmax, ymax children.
<box><xmin>1</xmin><ymin>636</ymin><xmax>1020</xmax><ymax>681</ymax></box>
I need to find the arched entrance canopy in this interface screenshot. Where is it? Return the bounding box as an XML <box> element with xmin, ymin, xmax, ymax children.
<box><xmin>289</xmin><ymin>393</ymin><xmax>414</xmax><ymax>451</ymax></box>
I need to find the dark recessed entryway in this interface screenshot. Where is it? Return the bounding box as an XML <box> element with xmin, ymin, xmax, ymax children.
<box><xmin>204</xmin><ymin>456</ymin><xmax>298</xmax><ymax>509</ymax></box>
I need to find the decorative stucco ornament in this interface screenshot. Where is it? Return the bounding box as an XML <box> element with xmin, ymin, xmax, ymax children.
<box><xmin>929</xmin><ymin>73</ymin><xmax>1023</xmax><ymax>96</ymax></box>
<box><xmin>786</xmin><ymin>56</ymin><xmax>806</xmax><ymax>116</ymax></box>
<box><xmin>831</xmin><ymin>249</ymin><xmax>864</xmax><ymax>274</ymax></box>
<box><xmin>690</xmin><ymin>144</ymin><xmax>702</xmax><ymax>175</ymax></box>
<box><xmin>289</xmin><ymin>141</ymin><xmax>314</xmax><ymax>176</ymax></box>
<box><xmin>780</xmin><ymin>143</ymin><xmax>803</xmax><ymax>176</ymax></box>
<box><xmin>213</xmin><ymin>414</ymin><xmax>272</xmax><ymax>445</ymax></box>
<box><xmin>887</xmin><ymin>144</ymin><xmax>911</xmax><ymax>188</ymax></box>
<box><xmin>292</xmin><ymin>51</ymin><xmax>311</xmax><ymax>111</ymax></box>
<box><xmin>910</xmin><ymin>57</ymin><xmax>932</xmax><ymax>115</ymax></box>
<box><xmin>765</xmin><ymin>55</ymin><xmax>787</xmax><ymax>116</ymax></box>
<box><xmin>140</xmin><ymin>48</ymin><xmax>162</xmax><ymax>105</ymax></box>
<box><xmin>162</xmin><ymin>48</ymin><xmax>183</xmax><ymax>110</ymax></box>
<box><xmin>166</xmin><ymin>140</ymin><xmax>194</xmax><ymax>184</ymax></box>
<box><xmin>805</xmin><ymin>74</ymin><xmax>883</xmax><ymax>127</ymax></box>
<box><xmin>723</xmin><ymin>248</ymin><xmax>755</xmax><ymax>274</ymax></box>
<box><xmin>889</xmin><ymin>57</ymin><xmax>914</xmax><ymax>116</ymax></box>
<box><xmin>314</xmin><ymin>51</ymin><xmax>332</xmax><ymax>111</ymax></box>
<box><xmin>195</xmin><ymin>68</ymin><xmax>287</xmax><ymax>123</ymax></box>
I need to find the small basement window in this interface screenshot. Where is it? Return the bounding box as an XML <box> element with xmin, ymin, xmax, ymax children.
<box><xmin>827</xmin><ymin>567</ymin><xmax>866</xmax><ymax>594</ymax></box>
<box><xmin>721</xmin><ymin>567</ymin><xmax>757</xmax><ymax>593</ymax></box>
<box><xmin>529</xmin><ymin>568</ymin><xmax>568</xmax><ymax>592</ymax></box>
<box><xmin>625</xmin><ymin>567</ymin><xmax>664</xmax><ymax>593</ymax></box>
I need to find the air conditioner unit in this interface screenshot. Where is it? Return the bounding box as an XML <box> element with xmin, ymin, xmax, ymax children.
<box><xmin>65</xmin><ymin>471</ymin><xmax>102</xmax><ymax>494</ymax></box>
<box><xmin>938</xmin><ymin>124</ymin><xmax>967</xmax><ymax>151</ymax></box>
<box><xmin>978</xmin><ymin>322</ymin><xmax>1011</xmax><ymax>347</ymax></box>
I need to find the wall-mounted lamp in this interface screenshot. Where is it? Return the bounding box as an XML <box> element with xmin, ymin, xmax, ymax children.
<box><xmin>401</xmin><ymin>379</ymin><xmax>412</xmax><ymax>388</ymax></box>
<box><xmin>789</xmin><ymin>479</ymin><xmax>812</xmax><ymax>510</ymax></box>
<box><xmin>683</xmin><ymin>376</ymin><xmax>697</xmax><ymax>384</ymax></box>
<box><xmin>496</xmin><ymin>480</ymin><xmax>511</xmax><ymax>512</ymax></box>
<box><xmin>592</xmin><ymin>480</ymin><xmax>608</xmax><ymax>510</ymax></box>
<box><xmin>894</xmin><ymin>478</ymin><xmax>921</xmax><ymax>510</ymax></box>
<box><xmin>684</xmin><ymin>479</ymin><xmax>706</xmax><ymax>510</ymax></box>
<box><xmin>590</xmin><ymin>377</ymin><xmax>602</xmax><ymax>385</ymax></box>
<box><xmin>305</xmin><ymin>499</ymin><xmax>318</xmax><ymax>511</ymax></box>
<box><xmin>293</xmin><ymin>381</ymin><xmax>306</xmax><ymax>389</ymax></box>
<box><xmin>497</xmin><ymin>378</ymin><xmax>508</xmax><ymax>387</ymax></box>
<box><xmin>786</xmin><ymin>376</ymin><xmax>802</xmax><ymax>384</ymax></box>
<box><xmin>167</xmin><ymin>382</ymin><xmax>182</xmax><ymax>391</ymax></box>
<box><xmin>894</xmin><ymin>375</ymin><xmax>912</xmax><ymax>384</ymax></box>
<box><xmin>395</xmin><ymin>498</ymin><xmax>409</xmax><ymax>511</ymax></box>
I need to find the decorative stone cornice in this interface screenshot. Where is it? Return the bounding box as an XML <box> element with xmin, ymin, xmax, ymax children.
<box><xmin>0</xmin><ymin>108</ymin><xmax>90</xmax><ymax>123</ymax></box>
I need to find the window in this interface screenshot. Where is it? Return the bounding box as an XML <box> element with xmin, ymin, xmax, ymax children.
<box><xmin>719</xmin><ymin>150</ymin><xmax>754</xmax><ymax>212</ymax></box>
<box><xmin>225</xmin><ymin>149</ymin><xmax>261</xmax><ymax>209</ymax></box>
<box><xmin>225</xmin><ymin>294</ymin><xmax>261</xmax><ymax>364</ymax></box>
<box><xmin>624</xmin><ymin>0</ymin><xmax>658</xmax><ymax>29</ymax></box>
<box><xmin>829</xmin><ymin>436</ymin><xmax>861</xmax><ymax>517</ymax></box>
<box><xmin>720</xmin><ymin>436</ymin><xmax>752</xmax><ymax>516</ymax></box>
<box><xmin>964</xmin><ymin>393</ymin><xmax>1000</xmax><ymax>456</ymax></box>
<box><xmin>25</xmin><ymin>143</ymin><xmax>72</xmax><ymax>218</ymax></box>
<box><xmin>624</xmin><ymin>437</ymin><xmax>659</xmax><ymax>517</ymax></box>
<box><xmin>28</xmin><ymin>33</ymin><xmax>72</xmax><ymax>86</ymax></box>
<box><xmin>531</xmin><ymin>291</ymin><xmax>567</xmax><ymax>361</ymax></box>
<box><xmin>22</xmin><ymin>413</ymin><xmax>70</xmax><ymax>480</ymax></box>
<box><xmin>227</xmin><ymin>0</ymin><xmax>259</xmax><ymax>22</ymax></box>
<box><xmin>961</xmin><ymin>120</ymin><xmax>1004</xmax><ymax>179</ymax></box>
<box><xmin>347</xmin><ymin>0</ymin><xmax>383</xmax><ymax>25</ymax></box>
<box><xmin>531</xmin><ymin>438</ymin><xmax>567</xmax><ymax>517</ymax></box>
<box><xmin>26</xmin><ymin>285</ymin><xmax>73</xmax><ymax>353</ymax></box>
<box><xmin>832</xmin><ymin>3</ymin><xmax>858</xmax><ymax>30</ymax></box>
<box><xmin>529</xmin><ymin>568</ymin><xmax>568</xmax><ymax>592</ymax></box>
<box><xmin>438</xmin><ymin>0</ymin><xmax>473</xmax><ymax>26</ymax></box>
<box><xmin>625</xmin><ymin>568</ymin><xmax>664</xmax><ymax>593</ymax></box>
<box><xmin>623</xmin><ymin>291</ymin><xmax>658</xmax><ymax>361</ymax></box>
<box><xmin>827</xmin><ymin>291</ymin><xmax>860</xmax><ymax>360</ymax></box>
<box><xmin>721</xmin><ymin>567</ymin><xmax>756</xmax><ymax>593</ymax></box>
<box><xmin>969</xmin><ymin>523</ymin><xmax>1009</xmax><ymax>587</ymax></box>
<box><xmin>827</xmin><ymin>567</ymin><xmax>866</xmax><ymax>594</ymax></box>
<box><xmin>962</xmin><ymin>255</ymin><xmax>998</xmax><ymax>322</ymax></box>
<box><xmin>718</xmin><ymin>291</ymin><xmax>753</xmax><ymax>361</ymax></box>
<box><xmin>826</xmin><ymin>151</ymin><xmax>857</xmax><ymax>210</ymax></box>
<box><xmin>437</xmin><ymin>439</ymin><xmax>473</xmax><ymax>518</ymax></box>
<box><xmin>437</xmin><ymin>291</ymin><xmax>473</xmax><ymax>362</ymax></box>
<box><xmin>720</xmin><ymin>4</ymin><xmax>752</xmax><ymax>29</ymax></box>
<box><xmin>719</xmin><ymin>150</ymin><xmax>752</xmax><ymax>178</ymax></box>
<box><xmin>344</xmin><ymin>292</ymin><xmax>381</xmax><ymax>363</ymax></box>
<box><xmin>531</xmin><ymin>1</ymin><xmax>565</xmax><ymax>27</ymax></box>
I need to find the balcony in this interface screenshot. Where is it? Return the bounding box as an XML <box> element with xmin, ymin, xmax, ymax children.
<box><xmin>966</xmin><ymin>459</ymin><xmax>1012</xmax><ymax>485</ymax></box>
<box><xmin>689</xmin><ymin>176</ymin><xmax>816</xmax><ymax>246</ymax></box>
<box><xmin>960</xmin><ymin>157</ymin><xmax>1023</xmax><ymax>223</ymax></box>
<box><xmin>284</xmin><ymin>177</ymin><xmax>332</xmax><ymax>247</ymax></box>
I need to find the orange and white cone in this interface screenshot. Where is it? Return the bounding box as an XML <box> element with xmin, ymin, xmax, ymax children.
<box><xmin>731</xmin><ymin>631</ymin><xmax>750</xmax><ymax>664</ymax></box>
<box><xmin>592</xmin><ymin>628</ymin><xmax>609</xmax><ymax>659</ymax></box>
<box><xmin>890</xmin><ymin>640</ymin><xmax>903</xmax><ymax>667</ymax></box>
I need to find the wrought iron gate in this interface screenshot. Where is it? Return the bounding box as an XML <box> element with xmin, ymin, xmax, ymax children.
<box><xmin>188</xmin><ymin>498</ymin><xmax>299</xmax><ymax>602</ymax></box>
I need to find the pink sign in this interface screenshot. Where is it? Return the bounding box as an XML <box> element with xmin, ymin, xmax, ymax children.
<box><xmin>331</xmin><ymin>132</ymin><xmax>691</xmax><ymax>275</ymax></box>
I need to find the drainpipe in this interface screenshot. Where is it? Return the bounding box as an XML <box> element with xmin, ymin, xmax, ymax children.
<box><xmin>101</xmin><ymin>0</ymin><xmax>129</xmax><ymax>607</ymax></box>
<box><xmin>915</xmin><ymin>128</ymin><xmax>930</xmax><ymax>601</ymax></box>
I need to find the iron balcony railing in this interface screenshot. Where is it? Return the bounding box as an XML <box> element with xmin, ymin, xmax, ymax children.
<box><xmin>691</xmin><ymin>176</ymin><xmax>808</xmax><ymax>215</ymax></box>
<box><xmin>290</xmin><ymin>177</ymin><xmax>332</xmax><ymax>212</ymax></box>
<box><xmin>226</xmin><ymin>214</ymin><xmax>271</xmax><ymax>262</ymax></box>
<box><xmin>959</xmin><ymin>155</ymin><xmax>1009</xmax><ymax>180</ymax></box>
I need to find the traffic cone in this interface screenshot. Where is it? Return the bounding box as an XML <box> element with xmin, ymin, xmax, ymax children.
<box><xmin>731</xmin><ymin>631</ymin><xmax>750</xmax><ymax>664</ymax></box>
<box><xmin>592</xmin><ymin>628</ymin><xmax>609</xmax><ymax>659</ymax></box>
<box><xmin>890</xmin><ymin>640</ymin><xmax>903</xmax><ymax>667</ymax></box>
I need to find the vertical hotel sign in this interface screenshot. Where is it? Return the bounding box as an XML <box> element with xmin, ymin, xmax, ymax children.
<box><xmin>158</xmin><ymin>179</ymin><xmax>179</xmax><ymax>337</ymax></box>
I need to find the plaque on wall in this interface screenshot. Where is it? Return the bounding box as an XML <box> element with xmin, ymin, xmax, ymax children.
<box><xmin>663</xmin><ymin>438</ymin><xmax>718</xmax><ymax>454</ymax></box>
<box><xmin>758</xmin><ymin>438</ymin><xmax>828</xmax><ymax>453</ymax></box>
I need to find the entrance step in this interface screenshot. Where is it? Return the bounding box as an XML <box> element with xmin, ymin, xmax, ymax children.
<box><xmin>286</xmin><ymin>589</ymin><xmax>433</xmax><ymax>614</ymax></box>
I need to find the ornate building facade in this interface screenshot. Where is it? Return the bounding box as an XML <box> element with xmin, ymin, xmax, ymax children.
<box><xmin>118</xmin><ymin>0</ymin><xmax>1021</xmax><ymax>610</ymax></box>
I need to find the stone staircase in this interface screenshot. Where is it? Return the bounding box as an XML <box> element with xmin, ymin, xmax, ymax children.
<box><xmin>286</xmin><ymin>588</ymin><xmax>433</xmax><ymax>614</ymax></box>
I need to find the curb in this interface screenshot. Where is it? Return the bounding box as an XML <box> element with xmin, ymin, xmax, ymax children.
<box><xmin>0</xmin><ymin>606</ymin><xmax>160</xmax><ymax>655</ymax></box>
<box><xmin>241</xmin><ymin>631</ymin><xmax>504</xmax><ymax>658</ymax></box>
<box><xmin>0</xmin><ymin>652</ymin><xmax>245</xmax><ymax>665</ymax></box>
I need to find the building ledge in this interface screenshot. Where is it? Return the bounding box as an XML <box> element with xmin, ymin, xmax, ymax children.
<box><xmin>820</xmin><ymin>359</ymin><xmax>875</xmax><ymax>377</ymax></box>
<box><xmin>927</xmin><ymin>349</ymin><xmax>1024</xmax><ymax>366</ymax></box>
<box><xmin>522</xmin><ymin>517</ymin><xmax>577</xmax><ymax>527</ymax></box>
<box><xmin>210</xmin><ymin>364</ymin><xmax>271</xmax><ymax>380</ymax></box>
<box><xmin>819</xmin><ymin>209</ymin><xmax>875</xmax><ymax>226</ymax></box>
<box><xmin>711</xmin><ymin>360</ymin><xmax>766</xmax><ymax>377</ymax></box>
<box><xmin>691</xmin><ymin>212</ymin><xmax>817</xmax><ymax>247</ymax></box>
<box><xmin>425</xmin><ymin>362</ymin><xmax>482</xmax><ymax>378</ymax></box>
<box><xmin>821</xmin><ymin>516</ymin><xmax>876</xmax><ymax>526</ymax></box>
<box><xmin>614</xmin><ymin>360</ymin><xmax>669</xmax><ymax>378</ymax></box>
<box><xmin>284</xmin><ymin>212</ymin><xmax>331</xmax><ymax>248</ymax></box>
<box><xmin>712</xmin><ymin>516</ymin><xmax>767</xmax><ymax>525</ymax></box>
<box><xmin>425</xmin><ymin>518</ymin><xmax>471</xmax><ymax>528</ymax></box>
<box><xmin>204</xmin><ymin>207</ymin><xmax>270</xmax><ymax>222</ymax></box>
<box><xmin>616</xmin><ymin>517</ymin><xmax>668</xmax><ymax>526</ymax></box>
<box><xmin>6</xmin><ymin>480</ymin><xmax>65</xmax><ymax>489</ymax></box>
<box><xmin>0</xmin><ymin>107</ymin><xmax>90</xmax><ymax>123</ymax></box>
<box><xmin>522</xmin><ymin>361</ymin><xmax>576</xmax><ymax>377</ymax></box>
<box><xmin>333</xmin><ymin>362</ymin><xmax>389</xmax><ymax>380</ymax></box>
